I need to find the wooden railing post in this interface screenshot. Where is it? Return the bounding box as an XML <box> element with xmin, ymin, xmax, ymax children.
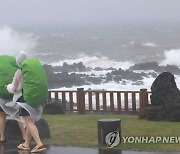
<box><xmin>55</xmin><ymin>91</ymin><xmax>58</xmax><ymax>102</ymax></box>
<box><xmin>77</xmin><ymin>88</ymin><xmax>85</xmax><ymax>114</ymax></box>
<box><xmin>140</xmin><ymin>89</ymin><xmax>148</xmax><ymax>111</ymax></box>
<box><xmin>48</xmin><ymin>91</ymin><xmax>51</xmax><ymax>103</ymax></box>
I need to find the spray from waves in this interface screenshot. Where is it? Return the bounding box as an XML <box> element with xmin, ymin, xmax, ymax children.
<box><xmin>0</xmin><ymin>26</ymin><xmax>38</xmax><ymax>56</ymax></box>
<box><xmin>50</xmin><ymin>53</ymin><xmax>134</xmax><ymax>70</ymax></box>
<box><xmin>142</xmin><ymin>42</ymin><xmax>157</xmax><ymax>47</ymax></box>
<box><xmin>160</xmin><ymin>49</ymin><xmax>180</xmax><ymax>66</ymax></box>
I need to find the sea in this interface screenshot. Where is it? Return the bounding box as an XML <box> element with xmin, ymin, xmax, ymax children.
<box><xmin>1</xmin><ymin>25</ymin><xmax>180</xmax><ymax>91</ymax></box>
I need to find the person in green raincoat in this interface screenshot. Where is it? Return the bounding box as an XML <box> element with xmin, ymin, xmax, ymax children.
<box><xmin>0</xmin><ymin>55</ymin><xmax>26</xmax><ymax>143</ymax></box>
<box><xmin>7</xmin><ymin>52</ymin><xmax>48</xmax><ymax>153</ymax></box>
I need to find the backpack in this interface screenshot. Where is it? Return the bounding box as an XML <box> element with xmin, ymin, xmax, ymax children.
<box><xmin>21</xmin><ymin>58</ymin><xmax>48</xmax><ymax>107</ymax></box>
<box><xmin>0</xmin><ymin>55</ymin><xmax>18</xmax><ymax>99</ymax></box>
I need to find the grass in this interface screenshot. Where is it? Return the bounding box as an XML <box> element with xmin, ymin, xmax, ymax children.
<box><xmin>42</xmin><ymin>114</ymin><xmax>180</xmax><ymax>151</ymax></box>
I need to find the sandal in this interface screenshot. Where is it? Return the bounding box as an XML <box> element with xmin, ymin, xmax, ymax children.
<box><xmin>17</xmin><ymin>143</ymin><xmax>30</xmax><ymax>150</ymax></box>
<box><xmin>31</xmin><ymin>145</ymin><xmax>46</xmax><ymax>153</ymax></box>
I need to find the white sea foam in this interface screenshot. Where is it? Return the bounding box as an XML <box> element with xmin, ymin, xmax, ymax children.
<box><xmin>0</xmin><ymin>26</ymin><xmax>37</xmax><ymax>56</ymax></box>
<box><xmin>52</xmin><ymin>65</ymin><xmax>180</xmax><ymax>91</ymax></box>
<box><xmin>67</xmin><ymin>70</ymin><xmax>112</xmax><ymax>77</ymax></box>
<box><xmin>50</xmin><ymin>53</ymin><xmax>157</xmax><ymax>91</ymax></box>
<box><xmin>50</xmin><ymin>53</ymin><xmax>134</xmax><ymax>70</ymax></box>
<box><xmin>142</xmin><ymin>42</ymin><xmax>157</xmax><ymax>47</ymax></box>
<box><xmin>35</xmin><ymin>52</ymin><xmax>52</xmax><ymax>56</ymax></box>
<box><xmin>175</xmin><ymin>75</ymin><xmax>180</xmax><ymax>89</ymax></box>
<box><xmin>51</xmin><ymin>79</ymin><xmax>152</xmax><ymax>91</ymax></box>
<box><xmin>160</xmin><ymin>49</ymin><xmax>180</xmax><ymax>66</ymax></box>
<box><xmin>129</xmin><ymin>41</ymin><xmax>135</xmax><ymax>45</ymax></box>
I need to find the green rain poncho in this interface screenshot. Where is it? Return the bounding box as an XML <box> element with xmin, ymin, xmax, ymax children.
<box><xmin>0</xmin><ymin>55</ymin><xmax>18</xmax><ymax>99</ymax></box>
<box><xmin>20</xmin><ymin>58</ymin><xmax>48</xmax><ymax>107</ymax></box>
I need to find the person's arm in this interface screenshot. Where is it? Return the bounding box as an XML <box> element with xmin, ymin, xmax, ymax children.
<box><xmin>6</xmin><ymin>69</ymin><xmax>22</xmax><ymax>93</ymax></box>
<box><xmin>13</xmin><ymin>69</ymin><xmax>22</xmax><ymax>92</ymax></box>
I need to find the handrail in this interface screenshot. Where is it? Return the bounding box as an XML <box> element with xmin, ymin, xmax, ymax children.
<box><xmin>47</xmin><ymin>88</ymin><xmax>151</xmax><ymax>114</ymax></box>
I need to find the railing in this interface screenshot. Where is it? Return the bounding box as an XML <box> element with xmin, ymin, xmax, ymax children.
<box><xmin>48</xmin><ymin>88</ymin><xmax>151</xmax><ymax>114</ymax></box>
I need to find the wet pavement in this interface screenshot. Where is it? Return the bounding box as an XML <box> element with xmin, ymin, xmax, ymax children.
<box><xmin>0</xmin><ymin>143</ymin><xmax>180</xmax><ymax>154</ymax></box>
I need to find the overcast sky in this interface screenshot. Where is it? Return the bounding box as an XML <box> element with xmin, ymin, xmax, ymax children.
<box><xmin>0</xmin><ymin>0</ymin><xmax>180</xmax><ymax>28</ymax></box>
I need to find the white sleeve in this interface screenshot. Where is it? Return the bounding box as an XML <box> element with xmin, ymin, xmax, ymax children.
<box><xmin>6</xmin><ymin>84</ymin><xmax>14</xmax><ymax>94</ymax></box>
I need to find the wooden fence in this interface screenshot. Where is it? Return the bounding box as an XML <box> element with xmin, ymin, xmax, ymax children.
<box><xmin>48</xmin><ymin>88</ymin><xmax>151</xmax><ymax>114</ymax></box>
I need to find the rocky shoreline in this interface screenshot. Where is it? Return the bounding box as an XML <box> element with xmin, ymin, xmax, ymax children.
<box><xmin>43</xmin><ymin>61</ymin><xmax>180</xmax><ymax>89</ymax></box>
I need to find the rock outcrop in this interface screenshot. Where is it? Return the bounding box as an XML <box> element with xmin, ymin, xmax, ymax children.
<box><xmin>130</xmin><ymin>62</ymin><xmax>180</xmax><ymax>75</ymax></box>
<box><xmin>150</xmin><ymin>72</ymin><xmax>180</xmax><ymax>106</ymax></box>
<box><xmin>139</xmin><ymin>72</ymin><xmax>180</xmax><ymax>121</ymax></box>
<box><xmin>43</xmin><ymin>99</ymin><xmax>65</xmax><ymax>114</ymax></box>
<box><xmin>43</xmin><ymin>62</ymin><xmax>180</xmax><ymax>89</ymax></box>
<box><xmin>5</xmin><ymin>118</ymin><xmax>50</xmax><ymax>140</ymax></box>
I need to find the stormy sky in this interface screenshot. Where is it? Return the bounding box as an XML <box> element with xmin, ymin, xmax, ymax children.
<box><xmin>0</xmin><ymin>0</ymin><xmax>180</xmax><ymax>28</ymax></box>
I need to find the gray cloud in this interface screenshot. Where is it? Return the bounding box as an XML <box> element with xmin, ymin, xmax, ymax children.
<box><xmin>0</xmin><ymin>0</ymin><xmax>180</xmax><ymax>27</ymax></box>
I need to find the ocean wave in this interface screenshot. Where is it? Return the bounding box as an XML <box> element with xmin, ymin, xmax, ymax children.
<box><xmin>142</xmin><ymin>42</ymin><xmax>157</xmax><ymax>47</ymax></box>
<box><xmin>50</xmin><ymin>53</ymin><xmax>134</xmax><ymax>70</ymax></box>
<box><xmin>0</xmin><ymin>26</ymin><xmax>37</xmax><ymax>56</ymax></box>
<box><xmin>35</xmin><ymin>52</ymin><xmax>52</xmax><ymax>56</ymax></box>
<box><xmin>129</xmin><ymin>41</ymin><xmax>135</xmax><ymax>45</ymax></box>
<box><xmin>51</xmin><ymin>80</ymin><xmax>152</xmax><ymax>91</ymax></box>
<box><xmin>160</xmin><ymin>49</ymin><xmax>180</xmax><ymax>66</ymax></box>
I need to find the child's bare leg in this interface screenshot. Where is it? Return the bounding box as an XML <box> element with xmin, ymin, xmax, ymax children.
<box><xmin>0</xmin><ymin>112</ymin><xmax>6</xmax><ymax>141</ymax></box>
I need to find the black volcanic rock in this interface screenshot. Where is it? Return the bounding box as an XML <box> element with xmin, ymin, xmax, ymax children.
<box><xmin>132</xmin><ymin>81</ymin><xmax>144</xmax><ymax>85</ymax></box>
<box><xmin>113</xmin><ymin>76</ymin><xmax>122</xmax><ymax>83</ymax></box>
<box><xmin>139</xmin><ymin>103</ymin><xmax>180</xmax><ymax>121</ymax></box>
<box><xmin>110</xmin><ymin>68</ymin><xmax>125</xmax><ymax>75</ymax></box>
<box><xmin>43</xmin><ymin>65</ymin><xmax>88</xmax><ymax>88</ymax></box>
<box><xmin>43</xmin><ymin>64</ymin><xmax>61</xmax><ymax>89</ymax></box>
<box><xmin>62</xmin><ymin>62</ymin><xmax>86</xmax><ymax>72</ymax></box>
<box><xmin>139</xmin><ymin>72</ymin><xmax>180</xmax><ymax>121</ymax></box>
<box><xmin>44</xmin><ymin>61</ymin><xmax>155</xmax><ymax>88</ymax></box>
<box><xmin>5</xmin><ymin>119</ymin><xmax>50</xmax><ymax>140</ymax></box>
<box><xmin>164</xmin><ymin>64</ymin><xmax>180</xmax><ymax>75</ymax></box>
<box><xmin>5</xmin><ymin>120</ymin><xmax>22</xmax><ymax>140</ymax></box>
<box><xmin>109</xmin><ymin>68</ymin><xmax>144</xmax><ymax>81</ymax></box>
<box><xmin>52</xmin><ymin>62</ymin><xmax>90</xmax><ymax>72</ymax></box>
<box><xmin>130</xmin><ymin>61</ymin><xmax>180</xmax><ymax>75</ymax></box>
<box><xmin>44</xmin><ymin>63</ymin><xmax>105</xmax><ymax>88</ymax></box>
<box><xmin>162</xmin><ymin>103</ymin><xmax>180</xmax><ymax>121</ymax></box>
<box><xmin>148</xmin><ymin>72</ymin><xmax>158</xmax><ymax>78</ymax></box>
<box><xmin>94</xmin><ymin>67</ymin><xmax>104</xmax><ymax>71</ymax></box>
<box><xmin>43</xmin><ymin>100</ymin><xmax>65</xmax><ymax>114</ymax></box>
<box><xmin>56</xmin><ymin>72</ymin><xmax>87</xmax><ymax>87</ymax></box>
<box><xmin>139</xmin><ymin>106</ymin><xmax>163</xmax><ymax>121</ymax></box>
<box><xmin>105</xmin><ymin>73</ymin><xmax>113</xmax><ymax>82</ymax></box>
<box><xmin>150</xmin><ymin>72</ymin><xmax>180</xmax><ymax>106</ymax></box>
<box><xmin>35</xmin><ymin>119</ymin><xmax>51</xmax><ymax>139</ymax></box>
<box><xmin>44</xmin><ymin>62</ymin><xmax>167</xmax><ymax>89</ymax></box>
<box><xmin>84</xmin><ymin>76</ymin><xmax>102</xmax><ymax>84</ymax></box>
<box><xmin>130</xmin><ymin>62</ymin><xmax>159</xmax><ymax>71</ymax></box>
<box><xmin>106</xmin><ymin>67</ymin><xmax>116</xmax><ymax>71</ymax></box>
